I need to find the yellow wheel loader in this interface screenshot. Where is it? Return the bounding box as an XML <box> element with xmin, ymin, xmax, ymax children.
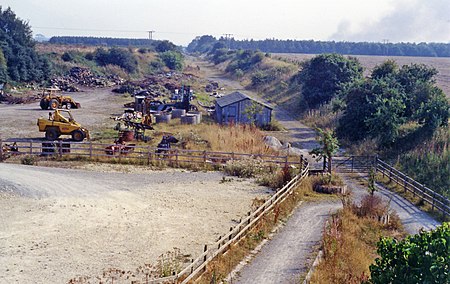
<box><xmin>39</xmin><ymin>88</ymin><xmax>81</xmax><ymax>110</ymax></box>
<box><xmin>37</xmin><ymin>109</ymin><xmax>89</xmax><ymax>141</ymax></box>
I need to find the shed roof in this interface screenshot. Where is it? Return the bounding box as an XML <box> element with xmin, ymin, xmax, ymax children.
<box><xmin>215</xmin><ymin>91</ymin><xmax>273</xmax><ymax>109</ymax></box>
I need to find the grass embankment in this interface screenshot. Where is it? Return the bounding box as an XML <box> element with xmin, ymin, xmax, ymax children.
<box><xmin>310</xmin><ymin>194</ymin><xmax>404</xmax><ymax>283</ymax></box>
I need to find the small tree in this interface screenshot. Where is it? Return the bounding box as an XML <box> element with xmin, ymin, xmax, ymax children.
<box><xmin>367</xmin><ymin>167</ymin><xmax>378</xmax><ymax>196</ymax></box>
<box><xmin>243</xmin><ymin>100</ymin><xmax>263</xmax><ymax>125</ymax></box>
<box><xmin>310</xmin><ymin>128</ymin><xmax>340</xmax><ymax>174</ymax></box>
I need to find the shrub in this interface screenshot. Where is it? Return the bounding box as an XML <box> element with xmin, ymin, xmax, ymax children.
<box><xmin>21</xmin><ymin>155</ymin><xmax>36</xmax><ymax>165</ymax></box>
<box><xmin>223</xmin><ymin>158</ymin><xmax>267</xmax><ymax>178</ymax></box>
<box><xmin>370</xmin><ymin>222</ymin><xmax>450</xmax><ymax>284</ymax></box>
<box><xmin>159</xmin><ymin>51</ymin><xmax>183</xmax><ymax>71</ymax></box>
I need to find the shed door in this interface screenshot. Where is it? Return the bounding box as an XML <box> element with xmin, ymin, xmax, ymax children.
<box><xmin>226</xmin><ymin>106</ymin><xmax>237</xmax><ymax>124</ymax></box>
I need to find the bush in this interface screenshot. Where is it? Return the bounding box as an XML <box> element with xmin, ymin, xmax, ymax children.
<box><xmin>61</xmin><ymin>51</ymin><xmax>75</xmax><ymax>62</ymax></box>
<box><xmin>370</xmin><ymin>222</ymin><xmax>450</xmax><ymax>284</ymax></box>
<box><xmin>159</xmin><ymin>51</ymin><xmax>183</xmax><ymax>70</ymax></box>
<box><xmin>21</xmin><ymin>155</ymin><xmax>36</xmax><ymax>165</ymax></box>
<box><xmin>223</xmin><ymin>158</ymin><xmax>267</xmax><ymax>178</ymax></box>
<box><xmin>94</xmin><ymin>47</ymin><xmax>138</xmax><ymax>73</ymax></box>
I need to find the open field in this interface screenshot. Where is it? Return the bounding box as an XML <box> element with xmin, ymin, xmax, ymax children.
<box><xmin>275</xmin><ymin>53</ymin><xmax>450</xmax><ymax>97</ymax></box>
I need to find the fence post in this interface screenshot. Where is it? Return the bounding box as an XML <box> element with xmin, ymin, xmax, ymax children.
<box><xmin>403</xmin><ymin>174</ymin><xmax>408</xmax><ymax>194</ymax></box>
<box><xmin>203</xmin><ymin>244</ymin><xmax>208</xmax><ymax>264</ymax></box>
<box><xmin>203</xmin><ymin>151</ymin><xmax>207</xmax><ymax>166</ymax></box>
<box><xmin>431</xmin><ymin>190</ymin><xmax>436</xmax><ymax>212</ymax></box>
<box><xmin>176</xmin><ymin>149</ymin><xmax>179</xmax><ymax>166</ymax></box>
<box><xmin>231</xmin><ymin>152</ymin><xmax>235</xmax><ymax>161</ymax></box>
<box><xmin>0</xmin><ymin>139</ymin><xmax>3</xmax><ymax>161</ymax></box>
<box><xmin>58</xmin><ymin>140</ymin><xmax>63</xmax><ymax>158</ymax></box>
<box><xmin>351</xmin><ymin>156</ymin><xmax>354</xmax><ymax>172</ymax></box>
<box><xmin>147</xmin><ymin>146</ymin><xmax>151</xmax><ymax>165</ymax></box>
<box><xmin>89</xmin><ymin>142</ymin><xmax>93</xmax><ymax>158</ymax></box>
<box><xmin>285</xmin><ymin>155</ymin><xmax>288</xmax><ymax>168</ymax></box>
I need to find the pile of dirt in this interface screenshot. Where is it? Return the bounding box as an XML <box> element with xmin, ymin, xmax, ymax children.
<box><xmin>51</xmin><ymin>67</ymin><xmax>125</xmax><ymax>91</ymax></box>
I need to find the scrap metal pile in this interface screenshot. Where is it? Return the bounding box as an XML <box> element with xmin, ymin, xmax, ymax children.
<box><xmin>50</xmin><ymin>67</ymin><xmax>124</xmax><ymax>92</ymax></box>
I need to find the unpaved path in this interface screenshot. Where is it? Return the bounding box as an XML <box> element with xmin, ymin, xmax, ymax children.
<box><xmin>0</xmin><ymin>163</ymin><xmax>270</xmax><ymax>283</ymax></box>
<box><xmin>341</xmin><ymin>173</ymin><xmax>440</xmax><ymax>235</ymax></box>
<box><xmin>191</xmin><ymin>56</ymin><xmax>440</xmax><ymax>283</ymax></box>
<box><xmin>233</xmin><ymin>201</ymin><xmax>340</xmax><ymax>284</ymax></box>
<box><xmin>190</xmin><ymin>57</ymin><xmax>320</xmax><ymax>165</ymax></box>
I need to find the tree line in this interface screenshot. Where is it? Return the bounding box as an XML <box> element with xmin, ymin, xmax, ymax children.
<box><xmin>49</xmin><ymin>36</ymin><xmax>159</xmax><ymax>47</ymax></box>
<box><xmin>187</xmin><ymin>35</ymin><xmax>450</xmax><ymax>57</ymax></box>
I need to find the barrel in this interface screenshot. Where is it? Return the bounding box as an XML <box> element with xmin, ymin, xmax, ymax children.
<box><xmin>171</xmin><ymin>109</ymin><xmax>186</xmax><ymax>119</ymax></box>
<box><xmin>187</xmin><ymin>111</ymin><xmax>202</xmax><ymax>124</ymax></box>
<box><xmin>155</xmin><ymin>113</ymin><xmax>172</xmax><ymax>123</ymax></box>
<box><xmin>181</xmin><ymin>114</ymin><xmax>198</xmax><ymax>125</ymax></box>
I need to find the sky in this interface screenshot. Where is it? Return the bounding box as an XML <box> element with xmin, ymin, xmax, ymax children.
<box><xmin>1</xmin><ymin>0</ymin><xmax>449</xmax><ymax>46</ymax></box>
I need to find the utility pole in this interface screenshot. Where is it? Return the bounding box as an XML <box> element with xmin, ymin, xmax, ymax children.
<box><xmin>382</xmin><ymin>39</ymin><xmax>389</xmax><ymax>55</ymax></box>
<box><xmin>147</xmin><ymin>30</ymin><xmax>155</xmax><ymax>40</ymax></box>
<box><xmin>223</xmin><ymin>33</ymin><xmax>233</xmax><ymax>50</ymax></box>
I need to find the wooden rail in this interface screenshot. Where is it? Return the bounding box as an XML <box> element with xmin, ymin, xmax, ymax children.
<box><xmin>376</xmin><ymin>158</ymin><xmax>450</xmax><ymax>218</ymax></box>
<box><xmin>0</xmin><ymin>139</ymin><xmax>303</xmax><ymax>168</ymax></box>
<box><xmin>176</xmin><ymin>159</ymin><xmax>309</xmax><ymax>284</ymax></box>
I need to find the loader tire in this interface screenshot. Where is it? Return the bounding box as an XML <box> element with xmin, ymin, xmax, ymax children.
<box><xmin>71</xmin><ymin>130</ymin><xmax>85</xmax><ymax>142</ymax></box>
<box><xmin>45</xmin><ymin>128</ymin><xmax>60</xmax><ymax>141</ymax></box>
<box><xmin>49</xmin><ymin>99</ymin><xmax>59</xmax><ymax>110</ymax></box>
<box><xmin>40</xmin><ymin>99</ymin><xmax>49</xmax><ymax>110</ymax></box>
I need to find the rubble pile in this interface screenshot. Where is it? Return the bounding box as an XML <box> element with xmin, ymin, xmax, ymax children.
<box><xmin>50</xmin><ymin>67</ymin><xmax>125</xmax><ymax>92</ymax></box>
<box><xmin>0</xmin><ymin>92</ymin><xmax>40</xmax><ymax>105</ymax></box>
<box><xmin>112</xmin><ymin>72</ymin><xmax>196</xmax><ymax>97</ymax></box>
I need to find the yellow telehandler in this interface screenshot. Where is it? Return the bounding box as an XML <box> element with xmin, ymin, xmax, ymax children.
<box><xmin>37</xmin><ymin>109</ymin><xmax>89</xmax><ymax>141</ymax></box>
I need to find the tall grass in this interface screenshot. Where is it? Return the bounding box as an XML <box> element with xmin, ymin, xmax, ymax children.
<box><xmin>158</xmin><ymin>122</ymin><xmax>277</xmax><ymax>155</ymax></box>
<box><xmin>399</xmin><ymin>127</ymin><xmax>449</xmax><ymax>197</ymax></box>
<box><xmin>310</xmin><ymin>198</ymin><xmax>404</xmax><ymax>284</ymax></box>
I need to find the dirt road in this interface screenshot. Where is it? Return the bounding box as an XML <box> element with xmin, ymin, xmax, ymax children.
<box><xmin>0</xmin><ymin>87</ymin><xmax>128</xmax><ymax>140</ymax></box>
<box><xmin>0</xmin><ymin>163</ymin><xmax>270</xmax><ymax>283</ymax></box>
<box><xmin>232</xmin><ymin>201</ymin><xmax>340</xmax><ymax>284</ymax></box>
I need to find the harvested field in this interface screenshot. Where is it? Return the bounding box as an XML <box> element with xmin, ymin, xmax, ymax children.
<box><xmin>0</xmin><ymin>163</ymin><xmax>270</xmax><ymax>283</ymax></box>
<box><xmin>275</xmin><ymin>53</ymin><xmax>450</xmax><ymax>97</ymax></box>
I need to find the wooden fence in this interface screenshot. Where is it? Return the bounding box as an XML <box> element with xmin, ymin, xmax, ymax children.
<box><xmin>376</xmin><ymin>158</ymin><xmax>450</xmax><ymax>218</ymax></box>
<box><xmin>172</xmin><ymin>158</ymin><xmax>309</xmax><ymax>284</ymax></box>
<box><xmin>0</xmin><ymin>139</ymin><xmax>303</xmax><ymax>168</ymax></box>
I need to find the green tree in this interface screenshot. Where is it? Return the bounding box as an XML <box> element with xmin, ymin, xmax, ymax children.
<box><xmin>298</xmin><ymin>53</ymin><xmax>363</xmax><ymax>108</ymax></box>
<box><xmin>370</xmin><ymin>222</ymin><xmax>450</xmax><ymax>284</ymax></box>
<box><xmin>159</xmin><ymin>51</ymin><xmax>183</xmax><ymax>70</ymax></box>
<box><xmin>310</xmin><ymin>128</ymin><xmax>340</xmax><ymax>174</ymax></box>
<box><xmin>0</xmin><ymin>47</ymin><xmax>8</xmax><ymax>83</ymax></box>
<box><xmin>0</xmin><ymin>6</ymin><xmax>51</xmax><ymax>82</ymax></box>
<box><xmin>243</xmin><ymin>100</ymin><xmax>263</xmax><ymax>125</ymax></box>
<box><xmin>155</xmin><ymin>40</ymin><xmax>177</xmax><ymax>53</ymax></box>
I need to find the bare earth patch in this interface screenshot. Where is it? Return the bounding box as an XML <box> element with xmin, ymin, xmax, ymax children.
<box><xmin>0</xmin><ymin>163</ymin><xmax>270</xmax><ymax>283</ymax></box>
